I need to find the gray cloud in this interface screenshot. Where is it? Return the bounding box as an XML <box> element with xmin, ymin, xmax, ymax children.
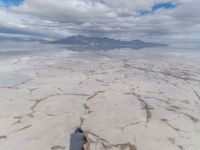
<box><xmin>0</xmin><ymin>0</ymin><xmax>199</xmax><ymax>42</ymax></box>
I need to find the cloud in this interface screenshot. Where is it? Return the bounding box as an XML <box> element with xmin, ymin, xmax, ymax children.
<box><xmin>0</xmin><ymin>0</ymin><xmax>199</xmax><ymax>42</ymax></box>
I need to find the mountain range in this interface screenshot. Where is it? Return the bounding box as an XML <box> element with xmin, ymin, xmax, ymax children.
<box><xmin>48</xmin><ymin>35</ymin><xmax>168</xmax><ymax>49</ymax></box>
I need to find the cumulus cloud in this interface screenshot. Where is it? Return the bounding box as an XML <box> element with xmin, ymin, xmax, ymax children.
<box><xmin>0</xmin><ymin>0</ymin><xmax>199</xmax><ymax>42</ymax></box>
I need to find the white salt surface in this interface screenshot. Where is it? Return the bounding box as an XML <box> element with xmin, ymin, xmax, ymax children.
<box><xmin>0</xmin><ymin>44</ymin><xmax>200</xmax><ymax>150</ymax></box>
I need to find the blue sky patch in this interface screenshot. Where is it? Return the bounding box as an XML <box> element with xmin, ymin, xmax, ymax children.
<box><xmin>1</xmin><ymin>0</ymin><xmax>24</xmax><ymax>7</ymax></box>
<box><xmin>140</xmin><ymin>2</ymin><xmax>177</xmax><ymax>16</ymax></box>
<box><xmin>152</xmin><ymin>2</ymin><xmax>177</xmax><ymax>11</ymax></box>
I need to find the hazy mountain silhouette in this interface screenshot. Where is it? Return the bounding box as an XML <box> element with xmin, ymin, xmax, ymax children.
<box><xmin>48</xmin><ymin>35</ymin><xmax>168</xmax><ymax>50</ymax></box>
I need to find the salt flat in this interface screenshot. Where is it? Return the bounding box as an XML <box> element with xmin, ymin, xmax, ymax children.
<box><xmin>0</xmin><ymin>45</ymin><xmax>200</xmax><ymax>150</ymax></box>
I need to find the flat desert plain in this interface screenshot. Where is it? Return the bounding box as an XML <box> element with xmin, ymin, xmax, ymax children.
<box><xmin>0</xmin><ymin>45</ymin><xmax>200</xmax><ymax>150</ymax></box>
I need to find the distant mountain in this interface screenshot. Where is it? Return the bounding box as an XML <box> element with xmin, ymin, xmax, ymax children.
<box><xmin>48</xmin><ymin>35</ymin><xmax>168</xmax><ymax>49</ymax></box>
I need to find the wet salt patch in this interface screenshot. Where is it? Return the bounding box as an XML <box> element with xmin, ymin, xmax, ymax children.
<box><xmin>0</xmin><ymin>57</ymin><xmax>33</xmax><ymax>74</ymax></box>
<box><xmin>59</xmin><ymin>50</ymin><xmax>77</xmax><ymax>56</ymax></box>
<box><xmin>169</xmin><ymin>52</ymin><xmax>182</xmax><ymax>56</ymax></box>
<box><xmin>0</xmin><ymin>73</ymin><xmax>30</xmax><ymax>87</ymax></box>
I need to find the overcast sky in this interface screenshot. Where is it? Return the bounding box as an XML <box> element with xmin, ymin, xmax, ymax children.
<box><xmin>0</xmin><ymin>0</ymin><xmax>199</xmax><ymax>42</ymax></box>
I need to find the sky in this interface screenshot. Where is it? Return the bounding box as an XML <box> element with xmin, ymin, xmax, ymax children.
<box><xmin>0</xmin><ymin>0</ymin><xmax>199</xmax><ymax>42</ymax></box>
